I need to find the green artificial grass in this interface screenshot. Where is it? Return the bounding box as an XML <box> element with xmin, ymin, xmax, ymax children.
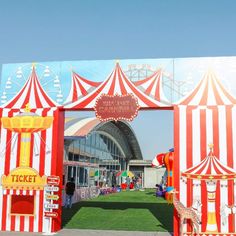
<box><xmin>62</xmin><ymin>189</ymin><xmax>173</xmax><ymax>232</ymax></box>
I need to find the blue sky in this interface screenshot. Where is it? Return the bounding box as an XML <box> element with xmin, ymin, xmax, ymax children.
<box><xmin>0</xmin><ymin>0</ymin><xmax>236</xmax><ymax>160</ymax></box>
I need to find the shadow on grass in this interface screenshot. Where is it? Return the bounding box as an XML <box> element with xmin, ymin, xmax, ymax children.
<box><xmin>145</xmin><ymin>191</ymin><xmax>157</xmax><ymax>196</ymax></box>
<box><xmin>62</xmin><ymin>200</ymin><xmax>173</xmax><ymax>232</ymax></box>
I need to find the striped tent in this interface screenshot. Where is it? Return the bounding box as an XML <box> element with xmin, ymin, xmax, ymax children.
<box><xmin>64</xmin><ymin>63</ymin><xmax>169</xmax><ymax>110</ymax></box>
<box><xmin>174</xmin><ymin>70</ymin><xmax>236</xmax><ymax>235</ymax></box>
<box><xmin>182</xmin><ymin>148</ymin><xmax>236</xmax><ymax>180</ymax></box>
<box><xmin>133</xmin><ymin>69</ymin><xmax>169</xmax><ymax>103</ymax></box>
<box><xmin>0</xmin><ymin>67</ymin><xmax>63</xmax><ymax>233</ymax></box>
<box><xmin>64</xmin><ymin>71</ymin><xmax>101</xmax><ymax>105</ymax></box>
<box><xmin>1</xmin><ymin>67</ymin><xmax>59</xmax><ymax>109</ymax></box>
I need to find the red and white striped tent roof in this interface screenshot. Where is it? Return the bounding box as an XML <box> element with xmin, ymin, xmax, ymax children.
<box><xmin>181</xmin><ymin>147</ymin><xmax>236</xmax><ymax>180</ymax></box>
<box><xmin>177</xmin><ymin>70</ymin><xmax>236</xmax><ymax>105</ymax></box>
<box><xmin>64</xmin><ymin>63</ymin><xmax>169</xmax><ymax>110</ymax></box>
<box><xmin>64</xmin><ymin>71</ymin><xmax>101</xmax><ymax>104</ymax></box>
<box><xmin>133</xmin><ymin>69</ymin><xmax>169</xmax><ymax>103</ymax></box>
<box><xmin>1</xmin><ymin>67</ymin><xmax>58</xmax><ymax>109</ymax></box>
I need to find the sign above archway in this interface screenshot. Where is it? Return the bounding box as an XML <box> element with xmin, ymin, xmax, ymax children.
<box><xmin>94</xmin><ymin>93</ymin><xmax>140</xmax><ymax>122</ymax></box>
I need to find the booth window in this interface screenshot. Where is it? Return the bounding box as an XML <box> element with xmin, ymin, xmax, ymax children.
<box><xmin>11</xmin><ymin>195</ymin><xmax>34</xmax><ymax>215</ymax></box>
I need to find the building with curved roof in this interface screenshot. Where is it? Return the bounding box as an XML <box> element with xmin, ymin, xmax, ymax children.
<box><xmin>63</xmin><ymin>117</ymin><xmax>143</xmax><ymax>192</ymax></box>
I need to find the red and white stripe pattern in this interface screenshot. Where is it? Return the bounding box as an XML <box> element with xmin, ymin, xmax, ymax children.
<box><xmin>152</xmin><ymin>153</ymin><xmax>165</xmax><ymax>167</ymax></box>
<box><xmin>1</xmin><ymin>67</ymin><xmax>58</xmax><ymax>109</ymax></box>
<box><xmin>174</xmin><ymin>70</ymin><xmax>236</xmax><ymax>235</ymax></box>
<box><xmin>178</xmin><ymin>70</ymin><xmax>236</xmax><ymax>106</ymax></box>
<box><xmin>64</xmin><ymin>63</ymin><xmax>168</xmax><ymax>110</ymax></box>
<box><xmin>64</xmin><ymin>71</ymin><xmax>101</xmax><ymax>104</ymax></box>
<box><xmin>133</xmin><ymin>69</ymin><xmax>169</xmax><ymax>104</ymax></box>
<box><xmin>182</xmin><ymin>150</ymin><xmax>236</xmax><ymax>180</ymax></box>
<box><xmin>0</xmin><ymin>107</ymin><xmax>61</xmax><ymax>233</ymax></box>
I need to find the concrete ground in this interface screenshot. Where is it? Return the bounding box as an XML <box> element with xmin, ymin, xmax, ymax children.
<box><xmin>0</xmin><ymin>229</ymin><xmax>173</xmax><ymax>236</ymax></box>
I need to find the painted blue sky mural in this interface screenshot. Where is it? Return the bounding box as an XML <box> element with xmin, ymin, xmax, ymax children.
<box><xmin>1</xmin><ymin>56</ymin><xmax>236</xmax><ymax>105</ymax></box>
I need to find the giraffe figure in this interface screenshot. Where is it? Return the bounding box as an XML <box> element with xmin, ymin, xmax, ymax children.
<box><xmin>172</xmin><ymin>189</ymin><xmax>201</xmax><ymax>236</ymax></box>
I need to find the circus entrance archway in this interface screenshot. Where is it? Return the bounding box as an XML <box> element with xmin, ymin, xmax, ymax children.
<box><xmin>1</xmin><ymin>57</ymin><xmax>236</xmax><ymax>236</ymax></box>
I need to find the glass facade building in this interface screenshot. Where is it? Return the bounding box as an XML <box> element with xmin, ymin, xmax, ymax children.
<box><xmin>63</xmin><ymin>117</ymin><xmax>143</xmax><ymax>191</ymax></box>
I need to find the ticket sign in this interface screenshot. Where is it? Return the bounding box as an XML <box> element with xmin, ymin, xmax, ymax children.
<box><xmin>45</xmin><ymin>194</ymin><xmax>59</xmax><ymax>201</ymax></box>
<box><xmin>44</xmin><ymin>212</ymin><xmax>58</xmax><ymax>218</ymax></box>
<box><xmin>44</xmin><ymin>203</ymin><xmax>59</xmax><ymax>209</ymax></box>
<box><xmin>45</xmin><ymin>186</ymin><xmax>59</xmax><ymax>192</ymax></box>
<box><xmin>47</xmin><ymin>176</ymin><xmax>60</xmax><ymax>185</ymax></box>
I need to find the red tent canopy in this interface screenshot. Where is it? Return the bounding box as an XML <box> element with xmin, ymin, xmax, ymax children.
<box><xmin>1</xmin><ymin>67</ymin><xmax>58</xmax><ymax>109</ymax></box>
<box><xmin>64</xmin><ymin>63</ymin><xmax>170</xmax><ymax>110</ymax></box>
<box><xmin>182</xmin><ymin>147</ymin><xmax>236</xmax><ymax>180</ymax></box>
<box><xmin>64</xmin><ymin>71</ymin><xmax>101</xmax><ymax>104</ymax></box>
<box><xmin>133</xmin><ymin>69</ymin><xmax>169</xmax><ymax>103</ymax></box>
<box><xmin>177</xmin><ymin>70</ymin><xmax>236</xmax><ymax>106</ymax></box>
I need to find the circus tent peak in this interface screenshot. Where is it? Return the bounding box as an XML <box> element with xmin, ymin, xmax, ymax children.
<box><xmin>1</xmin><ymin>66</ymin><xmax>59</xmax><ymax>109</ymax></box>
<box><xmin>133</xmin><ymin>69</ymin><xmax>170</xmax><ymax>104</ymax></box>
<box><xmin>64</xmin><ymin>71</ymin><xmax>101</xmax><ymax>104</ymax></box>
<box><xmin>176</xmin><ymin>70</ymin><xmax>236</xmax><ymax>106</ymax></box>
<box><xmin>181</xmin><ymin>145</ymin><xmax>236</xmax><ymax>180</ymax></box>
<box><xmin>64</xmin><ymin>63</ymin><xmax>170</xmax><ymax>110</ymax></box>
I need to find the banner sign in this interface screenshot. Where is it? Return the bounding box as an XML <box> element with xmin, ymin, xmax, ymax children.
<box><xmin>44</xmin><ymin>203</ymin><xmax>59</xmax><ymax>209</ymax></box>
<box><xmin>47</xmin><ymin>176</ymin><xmax>60</xmax><ymax>185</ymax></box>
<box><xmin>44</xmin><ymin>212</ymin><xmax>58</xmax><ymax>218</ymax></box>
<box><xmin>1</xmin><ymin>167</ymin><xmax>47</xmax><ymax>190</ymax></box>
<box><xmin>45</xmin><ymin>186</ymin><xmax>59</xmax><ymax>192</ymax></box>
<box><xmin>45</xmin><ymin>194</ymin><xmax>60</xmax><ymax>201</ymax></box>
<box><xmin>94</xmin><ymin>94</ymin><xmax>140</xmax><ymax>122</ymax></box>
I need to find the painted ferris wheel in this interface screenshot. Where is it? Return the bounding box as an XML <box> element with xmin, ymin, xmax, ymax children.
<box><xmin>0</xmin><ymin>63</ymin><xmax>63</xmax><ymax>105</ymax></box>
<box><xmin>124</xmin><ymin>63</ymin><xmax>194</xmax><ymax>103</ymax></box>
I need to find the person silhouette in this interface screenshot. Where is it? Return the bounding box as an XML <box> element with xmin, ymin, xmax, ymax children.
<box><xmin>65</xmin><ymin>177</ymin><xmax>75</xmax><ymax>208</ymax></box>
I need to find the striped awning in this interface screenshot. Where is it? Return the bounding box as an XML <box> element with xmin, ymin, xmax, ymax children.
<box><xmin>2</xmin><ymin>189</ymin><xmax>39</xmax><ymax>195</ymax></box>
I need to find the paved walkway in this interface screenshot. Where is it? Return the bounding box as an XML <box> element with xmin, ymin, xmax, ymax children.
<box><xmin>0</xmin><ymin>229</ymin><xmax>173</xmax><ymax>236</ymax></box>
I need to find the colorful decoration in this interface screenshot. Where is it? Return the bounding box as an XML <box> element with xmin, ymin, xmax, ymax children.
<box><xmin>1</xmin><ymin>104</ymin><xmax>53</xmax><ymax>191</ymax></box>
<box><xmin>1</xmin><ymin>59</ymin><xmax>236</xmax><ymax>236</ymax></box>
<box><xmin>181</xmin><ymin>144</ymin><xmax>236</xmax><ymax>233</ymax></box>
<box><xmin>1</xmin><ymin>167</ymin><xmax>46</xmax><ymax>190</ymax></box>
<box><xmin>0</xmin><ymin>65</ymin><xmax>63</xmax><ymax>233</ymax></box>
<box><xmin>116</xmin><ymin>170</ymin><xmax>135</xmax><ymax>178</ymax></box>
<box><xmin>175</xmin><ymin>70</ymin><xmax>236</xmax><ymax>235</ymax></box>
<box><xmin>152</xmin><ymin>150</ymin><xmax>174</xmax><ymax>202</ymax></box>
